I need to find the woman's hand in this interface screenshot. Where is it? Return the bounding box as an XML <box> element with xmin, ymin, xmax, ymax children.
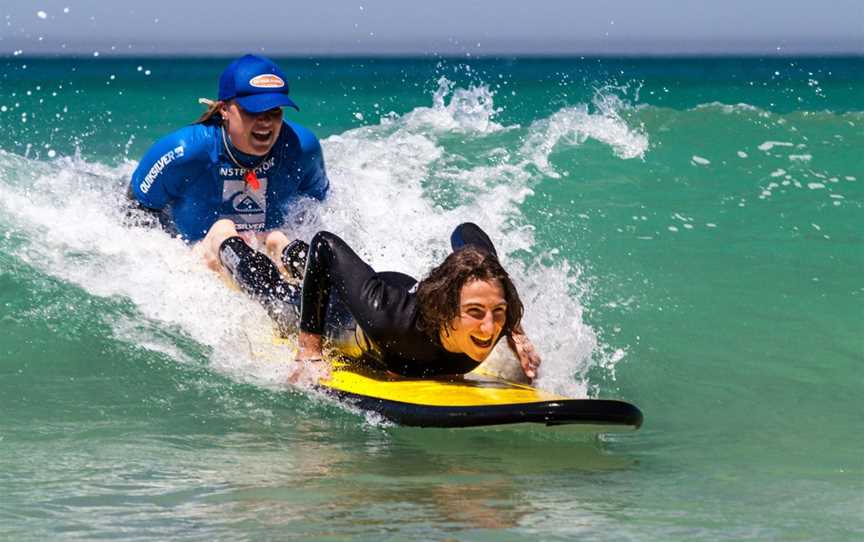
<box><xmin>506</xmin><ymin>326</ymin><xmax>541</xmax><ymax>380</ymax></box>
<box><xmin>296</xmin><ymin>330</ymin><xmax>324</xmax><ymax>361</ymax></box>
<box><xmin>289</xmin><ymin>331</ymin><xmax>330</xmax><ymax>386</ymax></box>
<box><xmin>288</xmin><ymin>358</ymin><xmax>331</xmax><ymax>387</ymax></box>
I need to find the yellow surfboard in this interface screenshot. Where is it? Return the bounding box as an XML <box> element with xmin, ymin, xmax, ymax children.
<box><xmin>316</xmin><ymin>358</ymin><xmax>643</xmax><ymax>430</ymax></box>
<box><xmin>228</xmin><ymin>272</ymin><xmax>641</xmax><ymax>430</ymax></box>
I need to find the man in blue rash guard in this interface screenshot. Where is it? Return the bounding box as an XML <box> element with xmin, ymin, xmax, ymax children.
<box><xmin>127</xmin><ymin>54</ymin><xmax>329</xmax><ymax>329</ymax></box>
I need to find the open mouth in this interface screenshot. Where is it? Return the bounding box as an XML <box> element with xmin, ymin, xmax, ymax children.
<box><xmin>251</xmin><ymin>130</ymin><xmax>272</xmax><ymax>143</ymax></box>
<box><xmin>470</xmin><ymin>336</ymin><xmax>493</xmax><ymax>349</ymax></box>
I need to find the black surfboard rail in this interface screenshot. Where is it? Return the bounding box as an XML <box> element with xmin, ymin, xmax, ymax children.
<box><xmin>325</xmin><ymin>389</ymin><xmax>644</xmax><ymax>429</ymax></box>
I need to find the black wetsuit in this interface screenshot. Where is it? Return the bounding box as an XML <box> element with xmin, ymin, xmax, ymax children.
<box><xmin>299</xmin><ymin>223</ymin><xmax>500</xmax><ymax>377</ymax></box>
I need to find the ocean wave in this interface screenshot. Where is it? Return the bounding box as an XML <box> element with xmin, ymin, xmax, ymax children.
<box><xmin>693</xmin><ymin>101</ymin><xmax>770</xmax><ymax>115</ymax></box>
<box><xmin>321</xmin><ymin>83</ymin><xmax>605</xmax><ymax>396</ymax></box>
<box><xmin>520</xmin><ymin>91</ymin><xmax>649</xmax><ymax>178</ymax></box>
<box><xmin>394</xmin><ymin>77</ymin><xmax>507</xmax><ymax>135</ymax></box>
<box><xmin>0</xmin><ymin>78</ymin><xmax>614</xmax><ymax>399</ymax></box>
<box><xmin>692</xmin><ymin>101</ymin><xmax>864</xmax><ymax>119</ymax></box>
<box><xmin>0</xmin><ymin>153</ymin><xmax>290</xmax><ymax>386</ymax></box>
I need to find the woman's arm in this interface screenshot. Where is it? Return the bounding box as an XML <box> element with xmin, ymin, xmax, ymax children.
<box><xmin>296</xmin><ymin>329</ymin><xmax>325</xmax><ymax>361</ymax></box>
<box><xmin>288</xmin><ymin>331</ymin><xmax>330</xmax><ymax>386</ymax></box>
<box><xmin>291</xmin><ymin>231</ymin><xmax>382</xmax><ymax>384</ymax></box>
<box><xmin>299</xmin><ymin>231</ymin><xmax>376</xmax><ymax>337</ymax></box>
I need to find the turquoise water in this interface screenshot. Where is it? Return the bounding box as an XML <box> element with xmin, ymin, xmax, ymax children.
<box><xmin>1</xmin><ymin>56</ymin><xmax>862</xmax><ymax>540</ymax></box>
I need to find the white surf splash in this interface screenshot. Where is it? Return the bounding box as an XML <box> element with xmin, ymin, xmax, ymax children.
<box><xmin>0</xmin><ymin>150</ymin><xmax>286</xmax><ymax>389</ymax></box>
<box><xmin>520</xmin><ymin>90</ymin><xmax>648</xmax><ymax>178</ymax></box>
<box><xmin>318</xmin><ymin>81</ymin><xmax>621</xmax><ymax>396</ymax></box>
<box><xmin>396</xmin><ymin>77</ymin><xmax>506</xmax><ymax>135</ymax></box>
<box><xmin>0</xmin><ymin>78</ymin><xmax>644</xmax><ymax>400</ymax></box>
<box><xmin>758</xmin><ymin>140</ymin><xmax>795</xmax><ymax>152</ymax></box>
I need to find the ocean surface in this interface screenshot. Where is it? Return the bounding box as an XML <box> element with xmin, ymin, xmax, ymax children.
<box><xmin>0</xmin><ymin>56</ymin><xmax>862</xmax><ymax>540</ymax></box>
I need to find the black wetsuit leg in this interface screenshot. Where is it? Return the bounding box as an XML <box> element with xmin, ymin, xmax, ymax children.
<box><xmin>450</xmin><ymin>222</ymin><xmax>497</xmax><ymax>256</ymax></box>
<box><xmin>300</xmin><ymin>231</ymin><xmax>376</xmax><ymax>335</ymax></box>
<box><xmin>280</xmin><ymin>239</ymin><xmax>309</xmax><ymax>282</ymax></box>
<box><xmin>219</xmin><ymin>236</ymin><xmax>300</xmax><ymax>334</ymax></box>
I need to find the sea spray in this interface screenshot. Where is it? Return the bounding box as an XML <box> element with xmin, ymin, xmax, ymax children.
<box><xmin>520</xmin><ymin>89</ymin><xmax>649</xmax><ymax>176</ymax></box>
<box><xmin>320</xmin><ymin>78</ymin><xmax>643</xmax><ymax>396</ymax></box>
<box><xmin>0</xmin><ymin>56</ymin><xmax>862</xmax><ymax>541</ymax></box>
<box><xmin>0</xmin><ymin>78</ymin><xmax>634</xmax><ymax>399</ymax></box>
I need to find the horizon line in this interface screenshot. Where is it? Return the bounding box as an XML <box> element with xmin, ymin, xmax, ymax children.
<box><xmin>2</xmin><ymin>37</ymin><xmax>861</xmax><ymax>58</ymax></box>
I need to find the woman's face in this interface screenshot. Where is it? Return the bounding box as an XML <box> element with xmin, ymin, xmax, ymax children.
<box><xmin>221</xmin><ymin>101</ymin><xmax>283</xmax><ymax>156</ymax></box>
<box><xmin>444</xmin><ymin>278</ymin><xmax>507</xmax><ymax>362</ymax></box>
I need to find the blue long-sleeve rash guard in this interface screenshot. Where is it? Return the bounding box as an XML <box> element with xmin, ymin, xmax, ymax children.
<box><xmin>129</xmin><ymin>121</ymin><xmax>329</xmax><ymax>242</ymax></box>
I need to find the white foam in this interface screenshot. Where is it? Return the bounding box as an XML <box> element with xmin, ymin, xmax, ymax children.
<box><xmin>0</xmin><ymin>152</ymin><xmax>279</xmax><ymax>387</ymax></box>
<box><xmin>693</xmin><ymin>102</ymin><xmax>764</xmax><ymax>115</ymax></box>
<box><xmin>758</xmin><ymin>141</ymin><xmax>794</xmax><ymax>152</ymax></box>
<box><xmin>320</xmin><ymin>87</ymin><xmax>602</xmax><ymax>396</ymax></box>
<box><xmin>397</xmin><ymin>77</ymin><xmax>505</xmax><ymax>135</ymax></box>
<box><xmin>0</xmin><ymin>80</ymin><xmax>613</xmax><ymax>400</ymax></box>
<box><xmin>520</xmin><ymin>91</ymin><xmax>648</xmax><ymax>177</ymax></box>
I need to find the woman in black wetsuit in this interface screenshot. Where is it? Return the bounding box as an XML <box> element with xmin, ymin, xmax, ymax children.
<box><xmin>294</xmin><ymin>223</ymin><xmax>541</xmax><ymax>381</ymax></box>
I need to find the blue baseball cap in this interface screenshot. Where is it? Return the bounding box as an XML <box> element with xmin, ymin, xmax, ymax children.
<box><xmin>218</xmin><ymin>54</ymin><xmax>299</xmax><ymax>113</ymax></box>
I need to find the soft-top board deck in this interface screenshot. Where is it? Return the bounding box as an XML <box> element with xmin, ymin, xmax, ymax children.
<box><xmin>264</xmin><ymin>333</ymin><xmax>642</xmax><ymax>430</ymax></box>
<box><xmin>316</xmin><ymin>362</ymin><xmax>643</xmax><ymax>430</ymax></box>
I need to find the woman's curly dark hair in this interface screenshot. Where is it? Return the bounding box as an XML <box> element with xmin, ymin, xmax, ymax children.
<box><xmin>415</xmin><ymin>247</ymin><xmax>523</xmax><ymax>342</ymax></box>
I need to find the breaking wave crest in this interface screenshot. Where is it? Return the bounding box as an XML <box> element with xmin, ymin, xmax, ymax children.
<box><xmin>0</xmin><ymin>77</ymin><xmax>649</xmax><ymax>402</ymax></box>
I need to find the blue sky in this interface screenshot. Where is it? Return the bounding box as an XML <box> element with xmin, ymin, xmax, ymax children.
<box><xmin>3</xmin><ymin>0</ymin><xmax>862</xmax><ymax>55</ymax></box>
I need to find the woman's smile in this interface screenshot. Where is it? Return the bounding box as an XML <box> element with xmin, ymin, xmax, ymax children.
<box><xmin>441</xmin><ymin>278</ymin><xmax>507</xmax><ymax>362</ymax></box>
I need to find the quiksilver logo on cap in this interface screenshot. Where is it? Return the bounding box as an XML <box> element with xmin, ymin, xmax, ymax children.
<box><xmin>249</xmin><ymin>74</ymin><xmax>284</xmax><ymax>88</ymax></box>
